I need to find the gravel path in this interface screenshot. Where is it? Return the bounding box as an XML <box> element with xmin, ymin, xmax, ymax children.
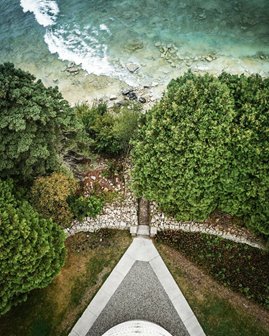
<box><xmin>87</xmin><ymin>261</ymin><xmax>189</xmax><ymax>336</ymax></box>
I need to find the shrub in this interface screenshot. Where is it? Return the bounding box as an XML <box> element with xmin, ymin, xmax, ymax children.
<box><xmin>68</xmin><ymin>195</ymin><xmax>104</xmax><ymax>220</ymax></box>
<box><xmin>76</xmin><ymin>102</ymin><xmax>140</xmax><ymax>156</ymax></box>
<box><xmin>218</xmin><ymin>73</ymin><xmax>269</xmax><ymax>236</ymax></box>
<box><xmin>132</xmin><ymin>72</ymin><xmax>235</xmax><ymax>220</ymax></box>
<box><xmin>0</xmin><ymin>179</ymin><xmax>65</xmax><ymax>315</ymax></box>
<box><xmin>31</xmin><ymin>172</ymin><xmax>78</xmax><ymax>227</ymax></box>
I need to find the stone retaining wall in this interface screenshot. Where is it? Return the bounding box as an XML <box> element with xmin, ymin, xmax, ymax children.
<box><xmin>65</xmin><ymin>194</ymin><xmax>265</xmax><ymax>250</ymax></box>
<box><xmin>66</xmin><ymin>190</ymin><xmax>137</xmax><ymax>236</ymax></box>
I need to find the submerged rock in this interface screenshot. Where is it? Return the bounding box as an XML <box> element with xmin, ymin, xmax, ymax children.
<box><xmin>205</xmin><ymin>55</ymin><xmax>217</xmax><ymax>62</ymax></box>
<box><xmin>205</xmin><ymin>56</ymin><xmax>214</xmax><ymax>62</ymax></box>
<box><xmin>126</xmin><ymin>63</ymin><xmax>140</xmax><ymax>73</ymax></box>
<box><xmin>198</xmin><ymin>13</ymin><xmax>207</xmax><ymax>20</ymax></box>
<box><xmin>125</xmin><ymin>40</ymin><xmax>144</xmax><ymax>52</ymax></box>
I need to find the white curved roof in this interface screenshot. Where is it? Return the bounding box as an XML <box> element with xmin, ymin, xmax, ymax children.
<box><xmin>102</xmin><ymin>320</ymin><xmax>173</xmax><ymax>336</ymax></box>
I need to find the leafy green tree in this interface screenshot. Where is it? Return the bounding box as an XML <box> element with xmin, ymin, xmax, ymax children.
<box><xmin>31</xmin><ymin>172</ymin><xmax>78</xmax><ymax>227</ymax></box>
<box><xmin>131</xmin><ymin>72</ymin><xmax>269</xmax><ymax>238</ymax></box>
<box><xmin>0</xmin><ymin>63</ymin><xmax>79</xmax><ymax>180</ymax></box>
<box><xmin>0</xmin><ymin>179</ymin><xmax>65</xmax><ymax>315</ymax></box>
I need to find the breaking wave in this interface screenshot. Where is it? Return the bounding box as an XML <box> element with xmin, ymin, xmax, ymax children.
<box><xmin>19</xmin><ymin>0</ymin><xmax>130</xmax><ymax>79</ymax></box>
<box><xmin>20</xmin><ymin>0</ymin><xmax>59</xmax><ymax>27</ymax></box>
<box><xmin>44</xmin><ymin>24</ymin><xmax>116</xmax><ymax>76</ymax></box>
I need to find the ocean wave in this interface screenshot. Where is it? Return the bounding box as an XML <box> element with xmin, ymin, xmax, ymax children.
<box><xmin>44</xmin><ymin>27</ymin><xmax>116</xmax><ymax>76</ymax></box>
<box><xmin>20</xmin><ymin>0</ymin><xmax>59</xmax><ymax>27</ymax></box>
<box><xmin>19</xmin><ymin>1</ymin><xmax>137</xmax><ymax>83</ymax></box>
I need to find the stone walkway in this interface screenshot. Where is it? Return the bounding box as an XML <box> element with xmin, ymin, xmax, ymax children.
<box><xmin>69</xmin><ymin>236</ymin><xmax>205</xmax><ymax>336</ymax></box>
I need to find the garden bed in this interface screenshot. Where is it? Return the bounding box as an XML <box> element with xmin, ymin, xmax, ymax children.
<box><xmin>157</xmin><ymin>243</ymin><xmax>269</xmax><ymax>336</ymax></box>
<box><xmin>156</xmin><ymin>230</ymin><xmax>269</xmax><ymax>308</ymax></box>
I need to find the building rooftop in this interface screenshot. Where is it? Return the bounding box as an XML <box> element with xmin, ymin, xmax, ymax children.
<box><xmin>102</xmin><ymin>320</ymin><xmax>173</xmax><ymax>336</ymax></box>
<box><xmin>87</xmin><ymin>261</ymin><xmax>188</xmax><ymax>336</ymax></box>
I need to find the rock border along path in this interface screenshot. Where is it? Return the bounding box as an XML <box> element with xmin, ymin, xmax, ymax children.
<box><xmin>65</xmin><ymin>184</ymin><xmax>265</xmax><ymax>249</ymax></box>
<box><xmin>66</xmin><ymin>162</ymin><xmax>265</xmax><ymax>249</ymax></box>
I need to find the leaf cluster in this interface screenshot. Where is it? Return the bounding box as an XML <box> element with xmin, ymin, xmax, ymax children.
<box><xmin>68</xmin><ymin>195</ymin><xmax>104</xmax><ymax>221</ymax></box>
<box><xmin>75</xmin><ymin>102</ymin><xmax>141</xmax><ymax>157</ymax></box>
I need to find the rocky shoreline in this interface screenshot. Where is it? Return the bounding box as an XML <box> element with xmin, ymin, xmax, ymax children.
<box><xmin>10</xmin><ymin>45</ymin><xmax>268</xmax><ymax>114</ymax></box>
<box><xmin>57</xmin><ymin>49</ymin><xmax>269</xmax><ymax>110</ymax></box>
<box><xmin>26</xmin><ymin>48</ymin><xmax>267</xmax><ymax>250</ymax></box>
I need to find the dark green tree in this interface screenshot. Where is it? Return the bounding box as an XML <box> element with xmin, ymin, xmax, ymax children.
<box><xmin>132</xmin><ymin>72</ymin><xmax>235</xmax><ymax>219</ymax></box>
<box><xmin>131</xmin><ymin>72</ymin><xmax>269</xmax><ymax>238</ymax></box>
<box><xmin>0</xmin><ymin>179</ymin><xmax>66</xmax><ymax>315</ymax></box>
<box><xmin>0</xmin><ymin>63</ymin><xmax>79</xmax><ymax>180</ymax></box>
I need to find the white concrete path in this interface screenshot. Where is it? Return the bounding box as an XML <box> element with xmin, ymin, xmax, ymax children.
<box><xmin>69</xmin><ymin>237</ymin><xmax>205</xmax><ymax>336</ymax></box>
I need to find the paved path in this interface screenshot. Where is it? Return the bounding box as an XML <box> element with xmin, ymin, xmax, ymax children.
<box><xmin>69</xmin><ymin>237</ymin><xmax>205</xmax><ymax>336</ymax></box>
<box><xmin>87</xmin><ymin>261</ymin><xmax>189</xmax><ymax>336</ymax></box>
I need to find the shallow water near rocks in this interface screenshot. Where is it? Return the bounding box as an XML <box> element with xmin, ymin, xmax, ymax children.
<box><xmin>1</xmin><ymin>0</ymin><xmax>269</xmax><ymax>103</ymax></box>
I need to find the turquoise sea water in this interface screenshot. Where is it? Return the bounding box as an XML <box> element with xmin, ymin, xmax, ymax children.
<box><xmin>0</xmin><ymin>0</ymin><xmax>269</xmax><ymax>90</ymax></box>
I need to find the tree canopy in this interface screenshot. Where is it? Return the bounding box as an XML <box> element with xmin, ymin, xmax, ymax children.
<box><xmin>0</xmin><ymin>179</ymin><xmax>66</xmax><ymax>315</ymax></box>
<box><xmin>131</xmin><ymin>71</ymin><xmax>269</xmax><ymax>238</ymax></box>
<box><xmin>0</xmin><ymin>63</ymin><xmax>79</xmax><ymax>180</ymax></box>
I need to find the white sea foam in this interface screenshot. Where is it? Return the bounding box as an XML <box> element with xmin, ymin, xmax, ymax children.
<box><xmin>44</xmin><ymin>26</ymin><xmax>116</xmax><ymax>76</ymax></box>
<box><xmin>20</xmin><ymin>0</ymin><xmax>59</xmax><ymax>27</ymax></box>
<box><xmin>99</xmin><ymin>24</ymin><xmax>111</xmax><ymax>35</ymax></box>
<box><xmin>19</xmin><ymin>0</ymin><xmax>137</xmax><ymax>83</ymax></box>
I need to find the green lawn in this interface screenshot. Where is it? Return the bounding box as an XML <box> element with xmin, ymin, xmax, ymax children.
<box><xmin>157</xmin><ymin>242</ymin><xmax>269</xmax><ymax>336</ymax></box>
<box><xmin>0</xmin><ymin>229</ymin><xmax>131</xmax><ymax>336</ymax></box>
